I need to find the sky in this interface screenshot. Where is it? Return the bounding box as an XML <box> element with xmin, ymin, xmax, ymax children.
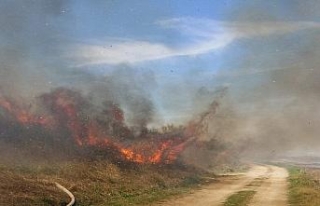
<box><xmin>62</xmin><ymin>0</ymin><xmax>320</xmax><ymax>123</ymax></box>
<box><xmin>2</xmin><ymin>0</ymin><xmax>320</xmax><ymax>142</ymax></box>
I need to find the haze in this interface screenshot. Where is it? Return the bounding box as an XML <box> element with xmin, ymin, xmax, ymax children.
<box><xmin>1</xmin><ymin>0</ymin><xmax>320</xmax><ymax>161</ymax></box>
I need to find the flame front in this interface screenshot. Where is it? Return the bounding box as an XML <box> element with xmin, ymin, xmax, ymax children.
<box><xmin>0</xmin><ymin>89</ymin><xmax>195</xmax><ymax>164</ymax></box>
<box><xmin>0</xmin><ymin>96</ymin><xmax>54</xmax><ymax>127</ymax></box>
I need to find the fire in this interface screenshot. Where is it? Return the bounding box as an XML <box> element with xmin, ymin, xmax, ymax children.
<box><xmin>0</xmin><ymin>88</ymin><xmax>196</xmax><ymax>164</ymax></box>
<box><xmin>120</xmin><ymin>148</ymin><xmax>136</xmax><ymax>161</ymax></box>
<box><xmin>0</xmin><ymin>98</ymin><xmax>13</xmax><ymax>112</ymax></box>
<box><xmin>0</xmin><ymin>96</ymin><xmax>54</xmax><ymax>127</ymax></box>
<box><xmin>117</xmin><ymin>140</ymin><xmax>175</xmax><ymax>164</ymax></box>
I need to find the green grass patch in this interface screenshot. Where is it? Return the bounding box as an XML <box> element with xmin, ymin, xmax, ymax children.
<box><xmin>288</xmin><ymin>166</ymin><xmax>320</xmax><ymax>206</ymax></box>
<box><xmin>223</xmin><ymin>190</ymin><xmax>256</xmax><ymax>206</ymax></box>
<box><xmin>107</xmin><ymin>187</ymin><xmax>190</xmax><ymax>206</ymax></box>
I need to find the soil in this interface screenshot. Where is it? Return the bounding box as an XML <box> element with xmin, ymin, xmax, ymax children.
<box><xmin>153</xmin><ymin>165</ymin><xmax>288</xmax><ymax>206</ymax></box>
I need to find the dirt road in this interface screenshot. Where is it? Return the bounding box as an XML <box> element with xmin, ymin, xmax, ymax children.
<box><xmin>153</xmin><ymin>165</ymin><xmax>288</xmax><ymax>206</ymax></box>
<box><xmin>248</xmin><ymin>165</ymin><xmax>288</xmax><ymax>206</ymax></box>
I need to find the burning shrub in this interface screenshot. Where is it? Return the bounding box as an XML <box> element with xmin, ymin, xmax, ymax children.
<box><xmin>0</xmin><ymin>88</ymin><xmax>197</xmax><ymax>165</ymax></box>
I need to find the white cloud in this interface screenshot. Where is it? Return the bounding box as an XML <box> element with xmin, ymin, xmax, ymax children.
<box><xmin>67</xmin><ymin>18</ymin><xmax>320</xmax><ymax>67</ymax></box>
<box><xmin>70</xmin><ymin>41</ymin><xmax>172</xmax><ymax>66</ymax></box>
<box><xmin>159</xmin><ymin>18</ymin><xmax>320</xmax><ymax>38</ymax></box>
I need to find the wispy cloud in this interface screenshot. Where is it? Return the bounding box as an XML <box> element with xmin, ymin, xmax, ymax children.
<box><xmin>67</xmin><ymin>17</ymin><xmax>320</xmax><ymax>67</ymax></box>
<box><xmin>159</xmin><ymin>18</ymin><xmax>320</xmax><ymax>38</ymax></box>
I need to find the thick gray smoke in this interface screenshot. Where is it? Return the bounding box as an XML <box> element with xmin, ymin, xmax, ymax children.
<box><xmin>152</xmin><ymin>1</ymin><xmax>320</xmax><ymax>163</ymax></box>
<box><xmin>0</xmin><ymin>1</ymin><xmax>69</xmax><ymax>98</ymax></box>
<box><xmin>238</xmin><ymin>66</ymin><xmax>320</xmax><ymax>160</ymax></box>
<box><xmin>2</xmin><ymin>1</ymin><xmax>320</xmax><ymax>164</ymax></box>
<box><xmin>0</xmin><ymin>1</ymin><xmax>156</xmax><ymax>130</ymax></box>
<box><xmin>86</xmin><ymin>67</ymin><xmax>156</xmax><ymax>130</ymax></box>
<box><xmin>214</xmin><ymin>2</ymin><xmax>320</xmax><ymax>160</ymax></box>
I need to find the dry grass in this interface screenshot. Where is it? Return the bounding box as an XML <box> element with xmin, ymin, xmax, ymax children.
<box><xmin>288</xmin><ymin>166</ymin><xmax>320</xmax><ymax>206</ymax></box>
<box><xmin>0</xmin><ymin>161</ymin><xmax>209</xmax><ymax>206</ymax></box>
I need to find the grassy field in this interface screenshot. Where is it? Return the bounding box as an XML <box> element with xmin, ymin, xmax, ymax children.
<box><xmin>0</xmin><ymin>161</ymin><xmax>212</xmax><ymax>206</ymax></box>
<box><xmin>288</xmin><ymin>166</ymin><xmax>320</xmax><ymax>206</ymax></box>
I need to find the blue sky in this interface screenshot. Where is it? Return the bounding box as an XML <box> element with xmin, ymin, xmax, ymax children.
<box><xmin>58</xmin><ymin>1</ymin><xmax>320</xmax><ymax>123</ymax></box>
<box><xmin>59</xmin><ymin>0</ymin><xmax>320</xmax><ymax>72</ymax></box>
<box><xmin>2</xmin><ymin>0</ymin><xmax>320</xmax><ymax>125</ymax></box>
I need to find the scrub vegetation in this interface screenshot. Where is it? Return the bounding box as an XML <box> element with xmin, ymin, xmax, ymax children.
<box><xmin>0</xmin><ymin>161</ymin><xmax>213</xmax><ymax>206</ymax></box>
<box><xmin>288</xmin><ymin>166</ymin><xmax>320</xmax><ymax>206</ymax></box>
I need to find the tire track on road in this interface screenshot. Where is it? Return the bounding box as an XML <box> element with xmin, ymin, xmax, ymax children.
<box><xmin>248</xmin><ymin>165</ymin><xmax>288</xmax><ymax>206</ymax></box>
<box><xmin>153</xmin><ymin>165</ymin><xmax>269</xmax><ymax>206</ymax></box>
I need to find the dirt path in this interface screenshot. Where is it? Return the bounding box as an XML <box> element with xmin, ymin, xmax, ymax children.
<box><xmin>153</xmin><ymin>165</ymin><xmax>288</xmax><ymax>206</ymax></box>
<box><xmin>248</xmin><ymin>165</ymin><xmax>288</xmax><ymax>206</ymax></box>
<box><xmin>153</xmin><ymin>165</ymin><xmax>269</xmax><ymax>206</ymax></box>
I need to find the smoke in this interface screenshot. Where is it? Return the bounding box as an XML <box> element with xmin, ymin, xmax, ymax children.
<box><xmin>0</xmin><ymin>1</ymin><xmax>161</xmax><ymax>163</ymax></box>
<box><xmin>0</xmin><ymin>1</ymin><xmax>157</xmax><ymax>130</ymax></box>
<box><xmin>0</xmin><ymin>0</ymin><xmax>164</xmax><ymax>163</ymax></box>
<box><xmin>2</xmin><ymin>1</ymin><xmax>320</xmax><ymax>167</ymax></box>
<box><xmin>240</xmin><ymin>67</ymin><xmax>320</xmax><ymax>159</ymax></box>
<box><xmin>151</xmin><ymin>2</ymin><xmax>320</xmax><ymax>163</ymax></box>
<box><xmin>76</xmin><ymin>66</ymin><xmax>157</xmax><ymax>131</ymax></box>
<box><xmin>0</xmin><ymin>1</ymin><xmax>70</xmax><ymax>98</ymax></box>
<box><xmin>102</xmin><ymin>68</ymin><xmax>156</xmax><ymax>130</ymax></box>
<box><xmin>212</xmin><ymin>2</ymin><xmax>320</xmax><ymax>161</ymax></box>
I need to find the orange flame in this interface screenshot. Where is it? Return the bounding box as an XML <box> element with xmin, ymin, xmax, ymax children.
<box><xmin>0</xmin><ymin>97</ymin><xmax>54</xmax><ymax>127</ymax></box>
<box><xmin>0</xmin><ymin>89</ymin><xmax>194</xmax><ymax>164</ymax></box>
